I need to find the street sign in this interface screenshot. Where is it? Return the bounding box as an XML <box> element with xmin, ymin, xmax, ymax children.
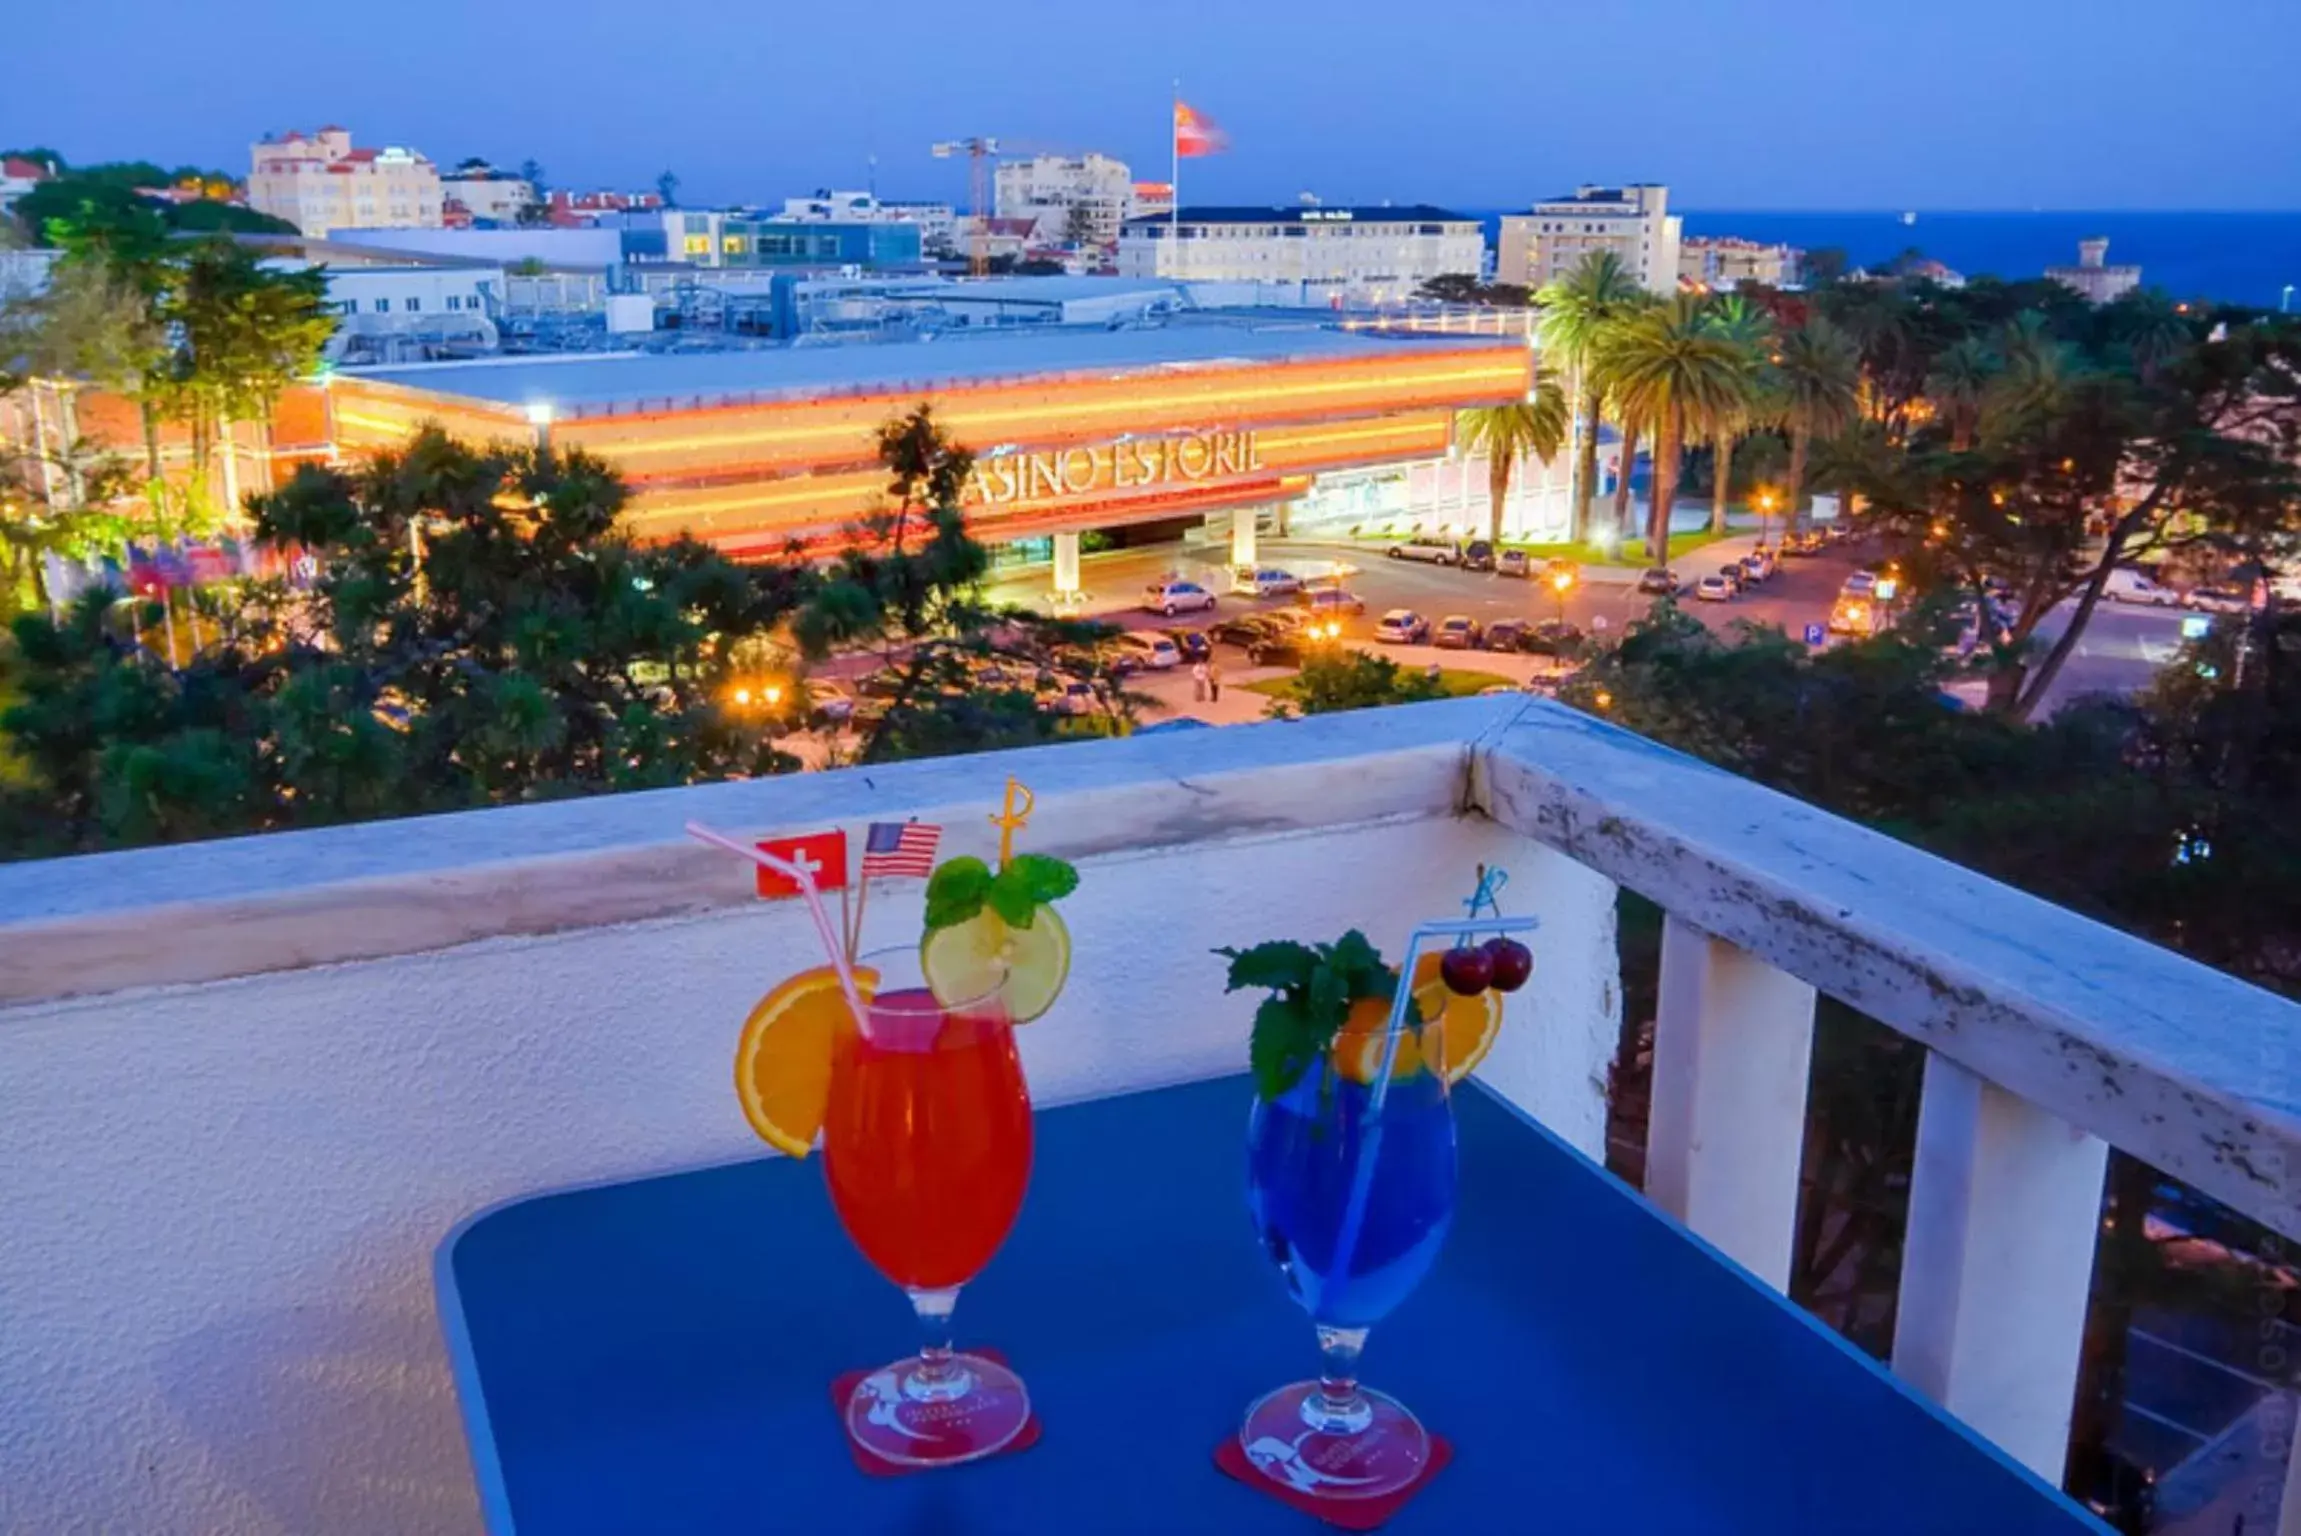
<box><xmin>1803</xmin><ymin>622</ymin><xmax>1826</xmax><ymax>646</ymax></box>
<box><xmin>2180</xmin><ymin>615</ymin><xmax>2211</xmax><ymax>640</ymax></box>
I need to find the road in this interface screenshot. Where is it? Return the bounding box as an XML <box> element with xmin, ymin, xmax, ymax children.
<box><xmin>981</xmin><ymin>538</ymin><xmax>2203</xmax><ymax>714</ymax></box>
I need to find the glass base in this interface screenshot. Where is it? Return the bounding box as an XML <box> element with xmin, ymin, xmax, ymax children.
<box><xmin>1238</xmin><ymin>1380</ymin><xmax>1430</xmax><ymax>1500</ymax></box>
<box><xmin>843</xmin><ymin>1351</ymin><xmax>1031</xmax><ymax>1468</ymax></box>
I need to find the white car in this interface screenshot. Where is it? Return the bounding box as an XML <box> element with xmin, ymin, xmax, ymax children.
<box><xmin>1234</xmin><ymin>567</ymin><xmax>1302</xmax><ymax>598</ymax></box>
<box><xmin>1109</xmin><ymin>632</ymin><xmax>1182</xmax><ymax>671</ymax></box>
<box><xmin>804</xmin><ymin>679</ymin><xmax>854</xmax><ymax>723</ymax></box>
<box><xmin>1141</xmin><ymin>579</ymin><xmax>1217</xmax><ymax>616</ymax></box>
<box><xmin>1841</xmin><ymin>571</ymin><xmax>1879</xmax><ymax>598</ymax></box>
<box><xmin>1373</xmin><ymin>609</ymin><xmax>1431</xmax><ymax>644</ymax></box>
<box><xmin>1039</xmin><ymin>678</ymin><xmax>1099</xmax><ymax>716</ymax></box>
<box><xmin>1695</xmin><ymin>575</ymin><xmax>1735</xmax><ymax>602</ymax></box>
<box><xmin>1386</xmin><ymin>539</ymin><xmax>1461</xmax><ymax>565</ymax></box>
<box><xmin>2103</xmin><ymin>569</ymin><xmax>2181</xmax><ymax>606</ymax></box>
<box><xmin>2188</xmin><ymin>586</ymin><xmax>2249</xmax><ymax>615</ymax></box>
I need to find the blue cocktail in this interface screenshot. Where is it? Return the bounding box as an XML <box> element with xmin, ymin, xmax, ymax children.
<box><xmin>1224</xmin><ymin>910</ymin><xmax>1534</xmax><ymax>1502</ymax></box>
<box><xmin>1246</xmin><ymin>1069</ymin><xmax>1456</xmax><ymax>1330</ymax></box>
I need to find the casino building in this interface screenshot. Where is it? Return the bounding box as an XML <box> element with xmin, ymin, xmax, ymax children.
<box><xmin>5</xmin><ymin>319</ymin><xmax>1546</xmax><ymax>595</ymax></box>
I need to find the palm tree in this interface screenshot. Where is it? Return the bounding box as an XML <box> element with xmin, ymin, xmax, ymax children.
<box><xmin>1698</xmin><ymin>295</ymin><xmax>1775</xmax><ymax>534</ymax></box>
<box><xmin>1535</xmin><ymin>252</ymin><xmax>1642</xmax><ymax>545</ymax></box>
<box><xmin>1771</xmin><ymin>317</ymin><xmax>1862</xmax><ymax>530</ymax></box>
<box><xmin>1924</xmin><ymin>336</ymin><xmax>1996</xmax><ymax>452</ymax></box>
<box><xmin>1455</xmin><ymin>379</ymin><xmax>1569</xmax><ymax>544</ymax></box>
<box><xmin>1600</xmin><ymin>297</ymin><xmax>1762</xmax><ymax>562</ymax></box>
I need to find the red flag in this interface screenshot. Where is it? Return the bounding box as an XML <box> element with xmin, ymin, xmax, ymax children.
<box><xmin>753</xmin><ymin>830</ymin><xmax>848</xmax><ymax>899</ymax></box>
<box><xmin>1175</xmin><ymin>101</ymin><xmax>1228</xmax><ymax>158</ymax></box>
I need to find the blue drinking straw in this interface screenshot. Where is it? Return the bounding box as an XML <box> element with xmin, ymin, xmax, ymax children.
<box><xmin>1317</xmin><ymin>909</ymin><xmax>1539</xmax><ymax>1316</ymax></box>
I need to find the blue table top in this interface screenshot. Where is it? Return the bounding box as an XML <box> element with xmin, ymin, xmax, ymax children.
<box><xmin>438</xmin><ymin>1074</ymin><xmax>2107</xmax><ymax>1534</ymax></box>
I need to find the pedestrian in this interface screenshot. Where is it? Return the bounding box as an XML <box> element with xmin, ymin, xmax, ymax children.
<box><xmin>1207</xmin><ymin>658</ymin><xmax>1223</xmax><ymax>703</ymax></box>
<box><xmin>1191</xmin><ymin>659</ymin><xmax>1209</xmax><ymax>702</ymax></box>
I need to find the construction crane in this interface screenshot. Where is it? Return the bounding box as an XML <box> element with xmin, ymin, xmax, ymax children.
<box><xmin>930</xmin><ymin>137</ymin><xmax>999</xmax><ymax>276</ymax></box>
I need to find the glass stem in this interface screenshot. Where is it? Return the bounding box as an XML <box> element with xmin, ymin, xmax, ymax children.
<box><xmin>905</xmin><ymin>1285</ymin><xmax>971</xmax><ymax>1402</ymax></box>
<box><xmin>1302</xmin><ymin>1324</ymin><xmax>1374</xmax><ymax>1434</ymax></box>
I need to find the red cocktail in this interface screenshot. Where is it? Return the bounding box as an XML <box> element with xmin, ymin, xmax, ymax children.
<box><xmin>820</xmin><ymin>948</ymin><xmax>1034</xmax><ymax>1466</ymax></box>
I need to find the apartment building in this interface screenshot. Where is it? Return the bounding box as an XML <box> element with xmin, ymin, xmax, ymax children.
<box><xmin>1496</xmin><ymin>184</ymin><xmax>1680</xmax><ymax>296</ymax></box>
<box><xmin>994</xmin><ymin>154</ymin><xmax>1133</xmax><ymax>247</ymax></box>
<box><xmin>247</xmin><ymin>127</ymin><xmax>443</xmax><ymax>237</ymax></box>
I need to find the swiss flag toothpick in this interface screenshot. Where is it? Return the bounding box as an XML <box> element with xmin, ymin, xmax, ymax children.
<box><xmin>753</xmin><ymin>830</ymin><xmax>848</xmax><ymax>900</ymax></box>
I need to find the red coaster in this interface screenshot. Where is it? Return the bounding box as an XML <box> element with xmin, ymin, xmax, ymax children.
<box><xmin>828</xmin><ymin>1349</ymin><xmax>1042</xmax><ymax>1478</ymax></box>
<box><xmin>1214</xmin><ymin>1431</ymin><xmax>1453</xmax><ymax>1530</ymax></box>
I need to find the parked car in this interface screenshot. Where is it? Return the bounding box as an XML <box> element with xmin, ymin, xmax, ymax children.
<box><xmin>1386</xmin><ymin>538</ymin><xmax>1461</xmax><ymax>565</ymax></box>
<box><xmin>1211</xmin><ymin>614</ymin><xmax>1283</xmax><ymax>648</ymax></box>
<box><xmin>1741</xmin><ymin>550</ymin><xmax>1776</xmax><ymax>581</ymax></box>
<box><xmin>1637</xmin><ymin>568</ymin><xmax>1678</xmax><ymax>595</ymax></box>
<box><xmin>1109</xmin><ymin>632</ymin><xmax>1182</xmax><ymax>671</ymax></box>
<box><xmin>1695</xmin><ymin>575</ymin><xmax>1735</xmax><ymax>602</ymax></box>
<box><xmin>1485</xmin><ymin>618</ymin><xmax>1531</xmax><ymax>651</ymax></box>
<box><xmin>1459</xmin><ymin>540</ymin><xmax>1497</xmax><ymax>573</ymax></box>
<box><xmin>1299</xmin><ymin>587</ymin><xmax>1366</xmax><ymax>618</ymax></box>
<box><xmin>1246</xmin><ymin>631</ymin><xmax>1323</xmax><ymax>667</ymax></box>
<box><xmin>1038</xmin><ymin>678</ymin><xmax>1100</xmax><ymax>716</ymax></box>
<box><xmin>1234</xmin><ymin>566</ymin><xmax>1302</xmax><ymax>599</ymax></box>
<box><xmin>1373</xmin><ymin>609</ymin><xmax>1431</xmax><ymax>644</ymax></box>
<box><xmin>1523</xmin><ymin>619</ymin><xmax>1585</xmax><ymax>657</ymax></box>
<box><xmin>1142</xmin><ymin>579</ymin><xmax>1217</xmax><ymax>616</ymax></box>
<box><xmin>2103</xmin><ymin>569</ymin><xmax>2182</xmax><ymax>606</ymax></box>
<box><xmin>1841</xmin><ymin>570</ymin><xmax>1879</xmax><ymax>598</ymax></box>
<box><xmin>1161</xmin><ymin>627</ymin><xmax>1212</xmax><ymax>663</ymax></box>
<box><xmin>805</xmin><ymin>679</ymin><xmax>855</xmax><ymax>725</ymax></box>
<box><xmin>1432</xmin><ymin>615</ymin><xmax>1483</xmax><ymax>650</ymax></box>
<box><xmin>1780</xmin><ymin>530</ymin><xmax>1823</xmax><ymax>556</ymax></box>
<box><xmin>1714</xmin><ymin>564</ymin><xmax>1747</xmax><ymax>594</ymax></box>
<box><xmin>2189</xmin><ymin>586</ymin><xmax>2250</xmax><ymax>615</ymax></box>
<box><xmin>1496</xmin><ymin>549</ymin><xmax>1534</xmax><ymax>579</ymax></box>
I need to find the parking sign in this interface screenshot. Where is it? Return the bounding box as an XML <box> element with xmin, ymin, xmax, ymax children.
<box><xmin>1803</xmin><ymin>622</ymin><xmax>1826</xmax><ymax>646</ymax></box>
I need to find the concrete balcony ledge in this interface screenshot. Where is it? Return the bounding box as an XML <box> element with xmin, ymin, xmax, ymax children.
<box><xmin>1</xmin><ymin>696</ymin><xmax>2296</xmax><ymax>1533</ymax></box>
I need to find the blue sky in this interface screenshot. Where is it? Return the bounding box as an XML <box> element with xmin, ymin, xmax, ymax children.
<box><xmin>8</xmin><ymin>0</ymin><xmax>2298</xmax><ymax>211</ymax></box>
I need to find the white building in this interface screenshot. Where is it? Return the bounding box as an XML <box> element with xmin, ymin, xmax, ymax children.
<box><xmin>1117</xmin><ymin>205</ymin><xmax>1484</xmax><ymax>304</ymax></box>
<box><xmin>1</xmin><ymin>155</ymin><xmax>54</xmax><ymax>215</ymax></box>
<box><xmin>440</xmin><ymin>165</ymin><xmax>536</xmax><ymax>225</ymax></box>
<box><xmin>1679</xmin><ymin>236</ymin><xmax>1799</xmax><ymax>290</ymax></box>
<box><xmin>994</xmin><ymin>153</ymin><xmax>1133</xmax><ymax>248</ymax></box>
<box><xmin>779</xmin><ymin>190</ymin><xmax>958</xmax><ymax>256</ymax></box>
<box><xmin>2044</xmin><ymin>238</ymin><xmax>2142</xmax><ymax>304</ymax></box>
<box><xmin>248</xmin><ymin>126</ymin><xmax>444</xmax><ymax>237</ymax></box>
<box><xmin>1496</xmin><ymin>184</ymin><xmax>1681</xmax><ymax>296</ymax></box>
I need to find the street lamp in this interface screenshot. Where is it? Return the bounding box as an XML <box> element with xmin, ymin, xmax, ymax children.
<box><xmin>1548</xmin><ymin>564</ymin><xmax>1576</xmax><ymax>627</ymax></box>
<box><xmin>1754</xmin><ymin>489</ymin><xmax>1777</xmax><ymax>548</ymax></box>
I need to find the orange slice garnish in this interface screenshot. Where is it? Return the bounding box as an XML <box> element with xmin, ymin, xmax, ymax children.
<box><xmin>734</xmin><ymin>965</ymin><xmax>876</xmax><ymax>1157</ymax></box>
<box><xmin>1409</xmin><ymin>951</ymin><xmax>1505</xmax><ymax>1084</ymax></box>
<box><xmin>1334</xmin><ymin>995</ymin><xmax>1427</xmax><ymax>1085</ymax></box>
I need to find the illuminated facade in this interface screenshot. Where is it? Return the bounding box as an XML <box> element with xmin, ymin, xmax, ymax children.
<box><xmin>248</xmin><ymin>127</ymin><xmax>444</xmax><ymax>237</ymax></box>
<box><xmin>4</xmin><ymin>328</ymin><xmax>1534</xmax><ymax>584</ymax></box>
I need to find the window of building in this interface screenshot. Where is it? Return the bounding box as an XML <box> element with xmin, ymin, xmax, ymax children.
<box><xmin>446</xmin><ymin>295</ymin><xmax>460</xmax><ymax>311</ymax></box>
<box><xmin>406</xmin><ymin>296</ymin><xmax>421</xmax><ymax>312</ymax></box>
<box><xmin>722</xmin><ymin>236</ymin><xmax>746</xmax><ymax>254</ymax></box>
<box><xmin>683</xmin><ymin>234</ymin><xmax>710</xmax><ymax>255</ymax></box>
<box><xmin>373</xmin><ymin>298</ymin><xmax>390</xmax><ymax>313</ymax></box>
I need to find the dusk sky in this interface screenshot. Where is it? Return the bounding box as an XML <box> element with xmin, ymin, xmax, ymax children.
<box><xmin>9</xmin><ymin>0</ymin><xmax>2298</xmax><ymax>212</ymax></box>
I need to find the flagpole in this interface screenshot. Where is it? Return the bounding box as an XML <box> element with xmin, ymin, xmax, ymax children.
<box><xmin>1170</xmin><ymin>79</ymin><xmax>1181</xmax><ymax>270</ymax></box>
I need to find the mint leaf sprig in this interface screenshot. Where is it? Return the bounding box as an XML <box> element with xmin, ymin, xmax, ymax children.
<box><xmin>1219</xmin><ymin>929</ymin><xmax>1400</xmax><ymax>1102</ymax></box>
<box><xmin>925</xmin><ymin>853</ymin><xmax>1079</xmax><ymax>931</ymax></box>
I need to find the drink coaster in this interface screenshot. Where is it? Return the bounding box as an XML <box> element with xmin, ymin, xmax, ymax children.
<box><xmin>828</xmin><ymin>1348</ymin><xmax>1040</xmax><ymax>1477</ymax></box>
<box><xmin>1214</xmin><ymin>1429</ymin><xmax>1453</xmax><ymax>1529</ymax></box>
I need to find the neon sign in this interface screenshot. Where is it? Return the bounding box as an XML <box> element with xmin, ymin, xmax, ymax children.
<box><xmin>966</xmin><ymin>429</ymin><xmax>1263</xmax><ymax>506</ymax></box>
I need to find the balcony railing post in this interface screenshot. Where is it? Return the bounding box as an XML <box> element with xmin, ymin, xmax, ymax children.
<box><xmin>1644</xmin><ymin>917</ymin><xmax>1816</xmax><ymax>1292</ymax></box>
<box><xmin>1892</xmin><ymin>1052</ymin><xmax>2109</xmax><ymax>1481</ymax></box>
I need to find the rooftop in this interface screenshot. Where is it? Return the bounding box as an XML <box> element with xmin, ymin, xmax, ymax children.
<box><xmin>1125</xmin><ymin>204</ymin><xmax>1475</xmax><ymax>228</ymax></box>
<box><xmin>343</xmin><ymin>323</ymin><xmax>1512</xmax><ymax>414</ymax></box>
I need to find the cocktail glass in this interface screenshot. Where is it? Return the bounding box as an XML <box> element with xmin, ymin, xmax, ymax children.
<box><xmin>823</xmin><ymin>944</ymin><xmax>1034</xmax><ymax>1466</ymax></box>
<box><xmin>1242</xmin><ymin>1010</ymin><xmax>1455</xmax><ymax>1498</ymax></box>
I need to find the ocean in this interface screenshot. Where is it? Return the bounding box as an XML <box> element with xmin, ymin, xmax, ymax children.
<box><xmin>1481</xmin><ymin>210</ymin><xmax>2301</xmax><ymax>309</ymax></box>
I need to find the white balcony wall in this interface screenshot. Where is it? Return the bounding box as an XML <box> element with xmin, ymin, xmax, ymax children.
<box><xmin>0</xmin><ymin>701</ymin><xmax>1615</xmax><ymax>1536</ymax></box>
